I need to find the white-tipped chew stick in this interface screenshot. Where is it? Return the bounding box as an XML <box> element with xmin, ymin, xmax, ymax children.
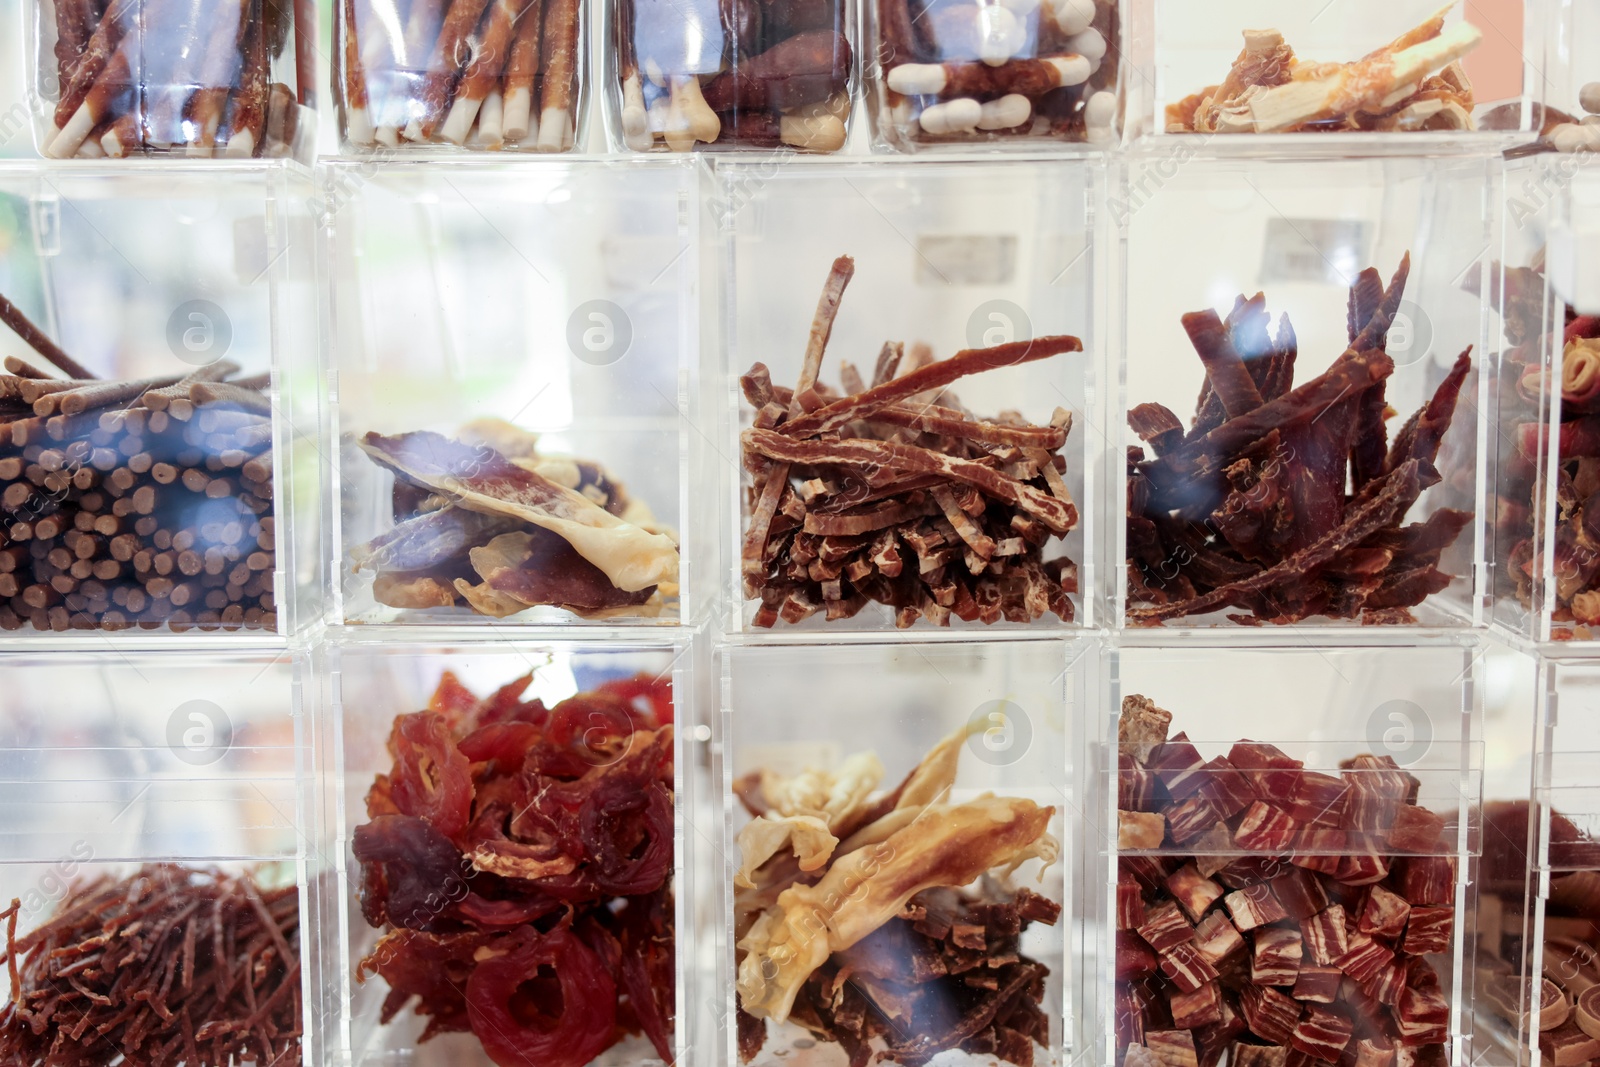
<box><xmin>223</xmin><ymin>14</ymin><xmax>270</xmax><ymax>158</ymax></box>
<box><xmin>976</xmin><ymin>93</ymin><xmax>1031</xmax><ymax>129</ymax></box>
<box><xmin>779</xmin><ymin>112</ymin><xmax>846</xmax><ymax>151</ymax></box>
<box><xmin>441</xmin><ymin>0</ymin><xmax>528</xmax><ymax>144</ymax></box>
<box><xmin>53</xmin><ymin>0</ymin><xmax>137</xmax><ymax>133</ymax></box>
<box><xmin>100</xmin><ymin>112</ymin><xmax>142</xmax><ymax>157</ymax></box>
<box><xmin>48</xmin><ymin>43</ymin><xmax>132</xmax><ymax>157</ymax></box>
<box><xmin>416</xmin><ymin>0</ymin><xmax>493</xmax><ymax>139</ymax></box>
<box><xmin>343</xmin><ymin>0</ymin><xmax>377</xmax><ymax>144</ymax></box>
<box><xmin>186</xmin><ymin>0</ymin><xmax>252</xmax><ymax>154</ymax></box>
<box><xmin>501</xmin><ymin>0</ymin><xmax>544</xmax><ymax>142</ymax></box>
<box><xmin>478</xmin><ymin>89</ymin><xmax>506</xmax><ymax>147</ymax></box>
<box><xmin>917</xmin><ymin>97</ymin><xmax>982</xmax><ymax>135</ymax></box>
<box><xmin>536</xmin><ymin>0</ymin><xmax>579</xmax><ymax>151</ymax></box>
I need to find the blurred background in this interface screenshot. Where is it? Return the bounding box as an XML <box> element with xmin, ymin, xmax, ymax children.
<box><xmin>1</xmin><ymin>0</ymin><xmax>21</xmax><ymax>158</ymax></box>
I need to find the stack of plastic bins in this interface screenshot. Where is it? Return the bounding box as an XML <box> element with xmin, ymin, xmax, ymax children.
<box><xmin>0</xmin><ymin>162</ymin><xmax>320</xmax><ymax>636</ymax></box>
<box><xmin>318</xmin><ymin>157</ymin><xmax>703</xmax><ymax>1067</ymax></box>
<box><xmin>1104</xmin><ymin>638</ymin><xmax>1485</xmax><ymax>1067</ymax></box>
<box><xmin>710</xmin><ymin>155</ymin><xmax>1104</xmax><ymax>1067</ymax></box>
<box><xmin>0</xmin><ymin>650</ymin><xmax>323</xmax><ymax>1065</ymax></box>
<box><xmin>1121</xmin><ymin>0</ymin><xmax>1535</xmax><ymax>144</ymax></box>
<box><xmin>1118</xmin><ymin>147</ymin><xmax>1497</xmax><ymax>631</ymax></box>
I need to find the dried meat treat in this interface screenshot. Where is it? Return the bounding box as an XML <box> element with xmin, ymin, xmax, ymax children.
<box><xmin>0</xmin><ymin>293</ymin><xmax>279</xmax><ymax>633</ymax></box>
<box><xmin>1113</xmin><ymin>698</ymin><xmax>1458</xmax><ymax>1067</ymax></box>
<box><xmin>352</xmin><ymin>418</ymin><xmax>679</xmax><ymax>621</ymax></box>
<box><xmin>337</xmin><ymin>0</ymin><xmax>580</xmax><ymax>150</ymax></box>
<box><xmin>742</xmin><ymin>255</ymin><xmax>1084</xmax><ymax>629</ymax></box>
<box><xmin>616</xmin><ymin>0</ymin><xmax>852</xmax><ymax>152</ymax></box>
<box><xmin>734</xmin><ymin>723</ymin><xmax>1061</xmax><ymax>1065</ymax></box>
<box><xmin>37</xmin><ymin>0</ymin><xmax>311</xmax><ymax>158</ymax></box>
<box><xmin>1127</xmin><ymin>256</ymin><xmax>1473</xmax><ymax>625</ymax></box>
<box><xmin>1166</xmin><ymin>14</ymin><xmax>1480</xmax><ymax>134</ymax></box>
<box><xmin>0</xmin><ymin>864</ymin><xmax>301</xmax><ymax>1066</ymax></box>
<box><xmin>868</xmin><ymin>0</ymin><xmax>1120</xmax><ymax>149</ymax></box>
<box><xmin>355</xmin><ymin>671</ymin><xmax>676</xmax><ymax>1067</ymax></box>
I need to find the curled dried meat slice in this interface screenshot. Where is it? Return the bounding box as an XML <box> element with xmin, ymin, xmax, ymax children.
<box><xmin>354</xmin><ymin>814</ymin><xmax>473</xmax><ymax>932</ymax></box>
<box><xmin>374</xmin><ymin>712</ymin><xmax>473</xmax><ymax>838</ymax></box>
<box><xmin>466</xmin><ymin>926</ymin><xmax>619</xmax><ymax>1067</ymax></box>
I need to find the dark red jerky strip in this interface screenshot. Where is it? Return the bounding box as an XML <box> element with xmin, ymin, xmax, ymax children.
<box><xmin>1372</xmin><ymin>350</ymin><xmax>1472</xmax><ymax>490</ymax></box>
<box><xmin>1185</xmin><ymin>309</ymin><xmax>1264</xmax><ymax>417</ymax></box>
<box><xmin>1131</xmin><ymin>402</ymin><xmax>1186</xmax><ymax>456</ymax></box>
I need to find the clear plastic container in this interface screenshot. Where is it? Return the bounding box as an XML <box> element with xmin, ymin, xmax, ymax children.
<box><xmin>715</xmin><ymin>159</ymin><xmax>1105</xmax><ymax>633</ymax></box>
<box><xmin>1531</xmin><ymin>0</ymin><xmax>1600</xmax><ymax>143</ymax></box>
<box><xmin>334</xmin><ymin>0</ymin><xmax>586</xmax><ymax>153</ymax></box>
<box><xmin>1102</xmin><ymin>637</ymin><xmax>1484</xmax><ymax>1067</ymax></box>
<box><xmin>1490</xmin><ymin>157</ymin><xmax>1600</xmax><ymax>642</ymax></box>
<box><xmin>1124</xmin><ymin>0</ymin><xmax>1534</xmax><ymax>143</ymax></box>
<box><xmin>721</xmin><ymin>636</ymin><xmax>1094</xmax><ymax>1067</ymax></box>
<box><xmin>1119</xmin><ymin>149</ymin><xmax>1492</xmax><ymax>630</ymax></box>
<box><xmin>864</xmin><ymin>0</ymin><xmax>1120</xmax><ymax>151</ymax></box>
<box><xmin>26</xmin><ymin>0</ymin><xmax>317</xmax><ymax>160</ymax></box>
<box><xmin>602</xmin><ymin>0</ymin><xmax>854</xmax><ymax>152</ymax></box>
<box><xmin>323</xmin><ymin>636</ymin><xmax>690</xmax><ymax>1067</ymax></box>
<box><xmin>0</xmin><ymin>161</ymin><xmax>320</xmax><ymax>637</ymax></box>
<box><xmin>0</xmin><ymin>648</ymin><xmax>324</xmax><ymax>1065</ymax></box>
<box><xmin>324</xmin><ymin>159</ymin><xmax>702</xmax><ymax>629</ymax></box>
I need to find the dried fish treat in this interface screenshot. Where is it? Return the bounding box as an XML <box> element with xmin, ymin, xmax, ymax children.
<box><xmin>352</xmin><ymin>419</ymin><xmax>679</xmax><ymax>621</ymax></box>
<box><xmin>1126</xmin><ymin>255</ymin><xmax>1473</xmax><ymax>626</ymax></box>
<box><xmin>611</xmin><ymin>0</ymin><xmax>851</xmax><ymax>152</ymax></box>
<box><xmin>354</xmin><ymin>671</ymin><xmax>676</xmax><ymax>1067</ymax></box>
<box><xmin>734</xmin><ymin>721</ymin><xmax>1061</xmax><ymax>1065</ymax></box>
<box><xmin>0</xmin><ymin>293</ymin><xmax>278</xmax><ymax>633</ymax></box>
<box><xmin>1115</xmin><ymin>698</ymin><xmax>1460</xmax><ymax>1067</ymax></box>
<box><xmin>867</xmin><ymin>0</ymin><xmax>1119</xmax><ymax>149</ymax></box>
<box><xmin>34</xmin><ymin>0</ymin><xmax>313</xmax><ymax>159</ymax></box>
<box><xmin>0</xmin><ymin>865</ymin><xmax>301</xmax><ymax>1066</ymax></box>
<box><xmin>337</xmin><ymin>0</ymin><xmax>582</xmax><ymax>151</ymax></box>
<box><xmin>741</xmin><ymin>255</ymin><xmax>1083</xmax><ymax>628</ymax></box>
<box><xmin>1167</xmin><ymin>13</ymin><xmax>1480</xmax><ymax>135</ymax></box>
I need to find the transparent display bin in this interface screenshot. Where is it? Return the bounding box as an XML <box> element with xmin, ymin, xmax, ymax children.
<box><xmin>1530</xmin><ymin>0</ymin><xmax>1600</xmax><ymax>145</ymax></box>
<box><xmin>1120</xmin><ymin>150</ymin><xmax>1494</xmax><ymax>631</ymax></box>
<box><xmin>863</xmin><ymin>0</ymin><xmax>1121</xmax><ymax>152</ymax></box>
<box><xmin>1490</xmin><ymin>159</ymin><xmax>1600</xmax><ymax>642</ymax></box>
<box><xmin>0</xmin><ymin>161</ymin><xmax>321</xmax><ymax>638</ymax></box>
<box><xmin>324</xmin><ymin>636</ymin><xmax>691</xmax><ymax>1067</ymax></box>
<box><xmin>0</xmin><ymin>648</ymin><xmax>322</xmax><ymax>1066</ymax></box>
<box><xmin>601</xmin><ymin>0</ymin><xmax>855</xmax><ymax>153</ymax></box>
<box><xmin>25</xmin><ymin>0</ymin><xmax>318</xmax><ymax>160</ymax></box>
<box><xmin>715</xmin><ymin>158</ymin><xmax>1105</xmax><ymax>634</ymax></box>
<box><xmin>325</xmin><ymin>159</ymin><xmax>701</xmax><ymax>630</ymax></box>
<box><xmin>334</xmin><ymin>0</ymin><xmax>587</xmax><ymax>153</ymax></box>
<box><xmin>1102</xmin><ymin>637</ymin><xmax>1484</xmax><ymax>1067</ymax></box>
<box><xmin>1123</xmin><ymin>0</ymin><xmax>1534</xmax><ymax>144</ymax></box>
<box><xmin>721</xmin><ymin>636</ymin><xmax>1095</xmax><ymax>1067</ymax></box>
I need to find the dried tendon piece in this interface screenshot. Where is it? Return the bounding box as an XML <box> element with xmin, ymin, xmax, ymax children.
<box><xmin>734</xmin><ymin>723</ymin><xmax>1061</xmax><ymax>1066</ymax></box>
<box><xmin>1113</xmin><ymin>698</ymin><xmax>1458</xmax><ymax>1067</ymax></box>
<box><xmin>1126</xmin><ymin>256</ymin><xmax>1472</xmax><ymax>625</ymax></box>
<box><xmin>742</xmin><ymin>255</ymin><xmax>1084</xmax><ymax>629</ymax></box>
<box><xmin>0</xmin><ymin>864</ymin><xmax>301</xmax><ymax>1067</ymax></box>
<box><xmin>1168</xmin><ymin>14</ymin><xmax>1481</xmax><ymax>134</ymax></box>
<box><xmin>355</xmin><ymin>671</ymin><xmax>677</xmax><ymax>1067</ymax></box>
<box><xmin>353</xmin><ymin>420</ymin><xmax>679</xmax><ymax>621</ymax></box>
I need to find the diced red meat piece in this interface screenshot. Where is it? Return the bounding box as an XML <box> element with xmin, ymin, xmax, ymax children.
<box><xmin>1229</xmin><ymin>741</ymin><xmax>1304</xmax><ymax>797</ymax></box>
<box><xmin>1396</xmin><ymin>856</ymin><xmax>1455</xmax><ymax>906</ymax></box>
<box><xmin>1253</xmin><ymin>926</ymin><xmax>1304</xmax><ymax>987</ymax></box>
<box><xmin>1334</xmin><ymin>931</ymin><xmax>1395</xmax><ymax>984</ymax></box>
<box><xmin>1138</xmin><ymin>900</ymin><xmax>1196</xmax><ymax>954</ymax></box>
<box><xmin>1356</xmin><ymin>885</ymin><xmax>1411</xmax><ymax>940</ymax></box>
<box><xmin>1194</xmin><ymin>911</ymin><xmax>1246</xmax><ymax>965</ymax></box>
<box><xmin>1162</xmin><ymin>941</ymin><xmax>1222</xmax><ymax>993</ymax></box>
<box><xmin>1303</xmin><ymin>906</ymin><xmax>1350</xmax><ymax>966</ymax></box>
<box><xmin>1168</xmin><ymin>863</ymin><xmax>1226</xmax><ymax>922</ymax></box>
<box><xmin>1270</xmin><ymin>867</ymin><xmax>1330</xmax><ymax>920</ymax></box>
<box><xmin>1198</xmin><ymin>756</ymin><xmax>1256</xmax><ymax>817</ymax></box>
<box><xmin>1400</xmin><ymin>908</ymin><xmax>1453</xmax><ymax>956</ymax></box>
<box><xmin>1291</xmin><ymin>1006</ymin><xmax>1355</xmax><ymax>1063</ymax></box>
<box><xmin>1225</xmin><ymin>883</ymin><xmax>1290</xmax><ymax>930</ymax></box>
<box><xmin>1241</xmin><ymin>984</ymin><xmax>1303</xmax><ymax>1045</ymax></box>
<box><xmin>1171</xmin><ymin>982</ymin><xmax>1226</xmax><ymax>1029</ymax></box>
<box><xmin>1235</xmin><ymin>802</ymin><xmax>1300</xmax><ymax>852</ymax></box>
<box><xmin>1150</xmin><ymin>732</ymin><xmax>1209</xmax><ymax>799</ymax></box>
<box><xmin>1292</xmin><ymin>964</ymin><xmax>1343</xmax><ymax>1004</ymax></box>
<box><xmin>1118</xmin><ymin>878</ymin><xmax>1148</xmax><ymax>930</ymax></box>
<box><xmin>1289</xmin><ymin>772</ymin><xmax>1349</xmax><ymax>829</ymax></box>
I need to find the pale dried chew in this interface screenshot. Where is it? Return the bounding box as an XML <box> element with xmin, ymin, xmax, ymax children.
<box><xmin>537</xmin><ymin>0</ymin><xmax>581</xmax><ymax>151</ymax></box>
<box><xmin>1121</xmin><ymin>811</ymin><xmax>1166</xmax><ymax>850</ymax></box>
<box><xmin>1578</xmin><ymin>985</ymin><xmax>1600</xmax><ymax>1040</ymax></box>
<box><xmin>1120</xmin><ymin>693</ymin><xmax>1173</xmax><ymax>762</ymax></box>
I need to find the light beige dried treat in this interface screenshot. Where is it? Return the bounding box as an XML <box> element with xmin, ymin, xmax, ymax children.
<box><xmin>1120</xmin><ymin>694</ymin><xmax>1172</xmax><ymax>763</ymax></box>
<box><xmin>755</xmin><ymin>750</ymin><xmax>885</xmax><ymax>831</ymax></box>
<box><xmin>735</xmin><ymin>814</ymin><xmax>837</xmax><ymax>888</ymax></box>
<box><xmin>736</xmin><ymin>793</ymin><xmax>1057</xmax><ymax>1022</ymax></box>
<box><xmin>1119</xmin><ymin>810</ymin><xmax>1166</xmax><ymax>850</ymax></box>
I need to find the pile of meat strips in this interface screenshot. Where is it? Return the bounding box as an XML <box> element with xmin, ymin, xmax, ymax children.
<box><xmin>1126</xmin><ymin>255</ymin><xmax>1473</xmax><ymax>625</ymax></box>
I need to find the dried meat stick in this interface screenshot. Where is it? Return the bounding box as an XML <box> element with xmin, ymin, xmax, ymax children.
<box><xmin>440</xmin><ymin>0</ymin><xmax>528</xmax><ymax>144</ymax></box>
<box><xmin>887</xmin><ymin>54</ymin><xmax>1091</xmax><ymax>97</ymax></box>
<box><xmin>536</xmin><ymin>0</ymin><xmax>579</xmax><ymax>151</ymax></box>
<box><xmin>48</xmin><ymin>28</ymin><xmax>139</xmax><ymax>157</ymax></box>
<box><xmin>341</xmin><ymin>0</ymin><xmax>377</xmax><ymax>143</ymax></box>
<box><xmin>0</xmin><ymin>295</ymin><xmax>93</xmax><ymax>382</ymax></box>
<box><xmin>185</xmin><ymin>0</ymin><xmax>251</xmax><ymax>154</ymax></box>
<box><xmin>501</xmin><ymin>0</ymin><xmax>544</xmax><ymax>141</ymax></box>
<box><xmin>52</xmin><ymin>0</ymin><xmax>136</xmax><ymax>134</ymax></box>
<box><xmin>615</xmin><ymin>0</ymin><xmax>651</xmax><ymax>149</ymax></box>
<box><xmin>294</xmin><ymin>0</ymin><xmax>316</xmax><ymax>106</ymax></box>
<box><xmin>53</xmin><ymin>0</ymin><xmax>100</xmax><ymax>97</ymax></box>
<box><xmin>224</xmin><ymin>7</ymin><xmax>271</xmax><ymax>157</ymax></box>
<box><xmin>407</xmin><ymin>0</ymin><xmax>493</xmax><ymax>141</ymax></box>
